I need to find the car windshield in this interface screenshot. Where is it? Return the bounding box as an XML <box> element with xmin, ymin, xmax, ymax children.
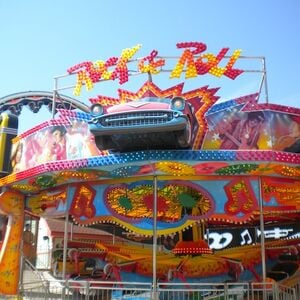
<box><xmin>138</xmin><ymin>97</ymin><xmax>171</xmax><ymax>104</ymax></box>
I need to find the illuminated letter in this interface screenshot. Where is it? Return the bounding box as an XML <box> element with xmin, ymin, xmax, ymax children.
<box><xmin>138</xmin><ymin>50</ymin><xmax>165</xmax><ymax>74</ymax></box>
<box><xmin>195</xmin><ymin>48</ymin><xmax>243</xmax><ymax>79</ymax></box>
<box><xmin>223</xmin><ymin>49</ymin><xmax>244</xmax><ymax>79</ymax></box>
<box><xmin>196</xmin><ymin>48</ymin><xmax>229</xmax><ymax>76</ymax></box>
<box><xmin>170</xmin><ymin>42</ymin><xmax>207</xmax><ymax>79</ymax></box>
<box><xmin>111</xmin><ymin>44</ymin><xmax>142</xmax><ymax>84</ymax></box>
<box><xmin>73</xmin><ymin>70</ymin><xmax>93</xmax><ymax>96</ymax></box>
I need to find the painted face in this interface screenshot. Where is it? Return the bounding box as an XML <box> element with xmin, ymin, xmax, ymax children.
<box><xmin>53</xmin><ymin>130</ymin><xmax>63</xmax><ymax>142</ymax></box>
<box><xmin>248</xmin><ymin>118</ymin><xmax>259</xmax><ymax>128</ymax></box>
<box><xmin>289</xmin><ymin>121</ymin><xmax>300</xmax><ymax>138</ymax></box>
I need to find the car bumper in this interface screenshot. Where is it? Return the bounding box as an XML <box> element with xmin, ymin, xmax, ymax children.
<box><xmin>89</xmin><ymin>115</ymin><xmax>188</xmax><ymax>136</ymax></box>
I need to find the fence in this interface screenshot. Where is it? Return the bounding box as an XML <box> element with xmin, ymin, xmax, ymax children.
<box><xmin>2</xmin><ymin>258</ymin><xmax>299</xmax><ymax>300</ymax></box>
<box><xmin>36</xmin><ymin>246</ymin><xmax>51</xmax><ymax>269</ymax></box>
<box><xmin>15</xmin><ymin>279</ymin><xmax>300</xmax><ymax>300</ymax></box>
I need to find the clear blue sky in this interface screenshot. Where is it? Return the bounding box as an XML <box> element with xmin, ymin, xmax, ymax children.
<box><xmin>1</xmin><ymin>0</ymin><xmax>299</xmax><ymax>133</ymax></box>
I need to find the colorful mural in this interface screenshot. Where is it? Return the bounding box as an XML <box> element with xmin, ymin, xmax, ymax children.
<box><xmin>10</xmin><ymin>119</ymin><xmax>104</xmax><ymax>172</ymax></box>
<box><xmin>20</xmin><ymin>176</ymin><xmax>299</xmax><ymax>236</ymax></box>
<box><xmin>203</xmin><ymin>95</ymin><xmax>300</xmax><ymax>152</ymax></box>
<box><xmin>0</xmin><ymin>41</ymin><xmax>299</xmax><ymax>296</ymax></box>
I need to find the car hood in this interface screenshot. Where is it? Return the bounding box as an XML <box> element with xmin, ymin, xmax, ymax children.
<box><xmin>107</xmin><ymin>101</ymin><xmax>170</xmax><ymax>113</ymax></box>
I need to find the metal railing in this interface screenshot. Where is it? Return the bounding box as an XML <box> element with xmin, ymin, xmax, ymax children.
<box><xmin>20</xmin><ymin>259</ymin><xmax>50</xmax><ymax>296</ymax></box>
<box><xmin>5</xmin><ymin>257</ymin><xmax>299</xmax><ymax>300</ymax></box>
<box><xmin>15</xmin><ymin>278</ymin><xmax>300</xmax><ymax>300</ymax></box>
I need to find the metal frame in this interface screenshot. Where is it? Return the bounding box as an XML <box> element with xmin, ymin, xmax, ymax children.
<box><xmin>51</xmin><ymin>55</ymin><xmax>269</xmax><ymax>118</ymax></box>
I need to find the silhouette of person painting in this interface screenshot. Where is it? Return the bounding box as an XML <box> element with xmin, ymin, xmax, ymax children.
<box><xmin>216</xmin><ymin>111</ymin><xmax>265</xmax><ymax>150</ymax></box>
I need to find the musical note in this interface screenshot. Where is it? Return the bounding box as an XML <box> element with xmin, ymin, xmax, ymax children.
<box><xmin>70</xmin><ymin>184</ymin><xmax>96</xmax><ymax>218</ymax></box>
<box><xmin>240</xmin><ymin>229</ymin><xmax>252</xmax><ymax>245</ymax></box>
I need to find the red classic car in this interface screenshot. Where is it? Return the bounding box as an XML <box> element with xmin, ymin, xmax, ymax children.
<box><xmin>88</xmin><ymin>96</ymin><xmax>196</xmax><ymax>152</ymax></box>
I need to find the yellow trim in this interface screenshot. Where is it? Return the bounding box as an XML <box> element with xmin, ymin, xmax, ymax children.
<box><xmin>111</xmin><ymin>216</ymin><xmax>196</xmax><ymax>236</ymax></box>
<box><xmin>0</xmin><ymin>113</ymin><xmax>9</xmax><ymax>170</ymax></box>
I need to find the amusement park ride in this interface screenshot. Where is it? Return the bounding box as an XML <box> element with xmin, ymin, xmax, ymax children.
<box><xmin>0</xmin><ymin>41</ymin><xmax>299</xmax><ymax>297</ymax></box>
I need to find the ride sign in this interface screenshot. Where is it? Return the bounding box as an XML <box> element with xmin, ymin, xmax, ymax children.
<box><xmin>67</xmin><ymin>41</ymin><xmax>244</xmax><ymax>96</ymax></box>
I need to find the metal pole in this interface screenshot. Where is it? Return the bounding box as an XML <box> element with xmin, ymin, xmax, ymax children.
<box><xmin>113</xmin><ymin>226</ymin><xmax>115</xmax><ymax>245</ymax></box>
<box><xmin>62</xmin><ymin>207</ymin><xmax>69</xmax><ymax>280</ymax></box>
<box><xmin>52</xmin><ymin>77</ymin><xmax>58</xmax><ymax>119</ymax></box>
<box><xmin>258</xmin><ymin>177</ymin><xmax>267</xmax><ymax>282</ymax></box>
<box><xmin>70</xmin><ymin>222</ymin><xmax>73</xmax><ymax>240</ymax></box>
<box><xmin>152</xmin><ymin>175</ymin><xmax>158</xmax><ymax>299</ymax></box>
<box><xmin>262</xmin><ymin>57</ymin><xmax>269</xmax><ymax>104</ymax></box>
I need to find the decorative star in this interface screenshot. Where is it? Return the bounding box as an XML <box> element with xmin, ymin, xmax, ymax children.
<box><xmin>207</xmin><ymin>123</ymin><xmax>215</xmax><ymax>131</ymax></box>
<box><xmin>267</xmin><ymin>139</ymin><xmax>273</xmax><ymax>147</ymax></box>
<box><xmin>212</xmin><ymin>133</ymin><xmax>221</xmax><ymax>142</ymax></box>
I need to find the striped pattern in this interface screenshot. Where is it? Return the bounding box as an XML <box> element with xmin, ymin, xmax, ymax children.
<box><xmin>0</xmin><ymin>127</ymin><xmax>18</xmax><ymax>135</ymax></box>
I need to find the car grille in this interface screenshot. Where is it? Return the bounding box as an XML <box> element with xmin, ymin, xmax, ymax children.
<box><xmin>99</xmin><ymin>111</ymin><xmax>174</xmax><ymax>127</ymax></box>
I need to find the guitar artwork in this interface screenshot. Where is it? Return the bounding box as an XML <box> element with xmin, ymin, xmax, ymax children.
<box><xmin>221</xmin><ymin>129</ymin><xmax>252</xmax><ymax>149</ymax></box>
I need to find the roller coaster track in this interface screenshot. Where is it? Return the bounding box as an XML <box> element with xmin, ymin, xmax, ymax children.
<box><xmin>0</xmin><ymin>91</ymin><xmax>90</xmax><ymax>115</ymax></box>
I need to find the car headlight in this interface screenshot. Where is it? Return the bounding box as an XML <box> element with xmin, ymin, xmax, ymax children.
<box><xmin>90</xmin><ymin>104</ymin><xmax>104</xmax><ymax>116</ymax></box>
<box><xmin>171</xmin><ymin>97</ymin><xmax>185</xmax><ymax>111</ymax></box>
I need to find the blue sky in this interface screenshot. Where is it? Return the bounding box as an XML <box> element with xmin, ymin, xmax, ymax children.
<box><xmin>1</xmin><ymin>0</ymin><xmax>299</xmax><ymax>133</ymax></box>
